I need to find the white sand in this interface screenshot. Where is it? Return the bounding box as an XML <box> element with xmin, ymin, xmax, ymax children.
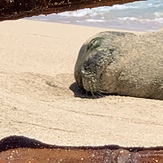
<box><xmin>0</xmin><ymin>19</ymin><xmax>163</xmax><ymax>147</ymax></box>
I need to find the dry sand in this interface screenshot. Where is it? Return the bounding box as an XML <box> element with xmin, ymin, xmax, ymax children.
<box><xmin>0</xmin><ymin>20</ymin><xmax>163</xmax><ymax>147</ymax></box>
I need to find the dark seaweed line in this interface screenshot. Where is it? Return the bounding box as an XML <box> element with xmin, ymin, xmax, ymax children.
<box><xmin>0</xmin><ymin>135</ymin><xmax>163</xmax><ymax>152</ymax></box>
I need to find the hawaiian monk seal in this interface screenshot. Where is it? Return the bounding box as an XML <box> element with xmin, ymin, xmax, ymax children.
<box><xmin>74</xmin><ymin>30</ymin><xmax>163</xmax><ymax>100</ymax></box>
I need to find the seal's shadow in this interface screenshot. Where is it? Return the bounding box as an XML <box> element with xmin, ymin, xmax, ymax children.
<box><xmin>69</xmin><ymin>82</ymin><xmax>106</xmax><ymax>99</ymax></box>
<box><xmin>69</xmin><ymin>82</ymin><xmax>87</xmax><ymax>98</ymax></box>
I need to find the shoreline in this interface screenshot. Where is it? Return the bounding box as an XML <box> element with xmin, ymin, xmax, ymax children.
<box><xmin>24</xmin><ymin>19</ymin><xmax>145</xmax><ymax>32</ymax></box>
<box><xmin>25</xmin><ymin>18</ymin><xmax>154</xmax><ymax>32</ymax></box>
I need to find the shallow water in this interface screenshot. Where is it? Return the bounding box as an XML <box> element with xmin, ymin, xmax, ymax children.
<box><xmin>27</xmin><ymin>0</ymin><xmax>163</xmax><ymax>31</ymax></box>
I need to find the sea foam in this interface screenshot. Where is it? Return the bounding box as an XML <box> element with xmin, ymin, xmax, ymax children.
<box><xmin>27</xmin><ymin>0</ymin><xmax>163</xmax><ymax>31</ymax></box>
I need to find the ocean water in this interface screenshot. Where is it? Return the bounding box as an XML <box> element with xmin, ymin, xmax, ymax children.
<box><xmin>27</xmin><ymin>0</ymin><xmax>163</xmax><ymax>31</ymax></box>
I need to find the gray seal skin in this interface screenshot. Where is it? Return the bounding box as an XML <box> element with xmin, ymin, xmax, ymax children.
<box><xmin>74</xmin><ymin>30</ymin><xmax>163</xmax><ymax>100</ymax></box>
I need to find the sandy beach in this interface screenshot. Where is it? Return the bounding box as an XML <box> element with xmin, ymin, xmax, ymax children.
<box><xmin>0</xmin><ymin>19</ymin><xmax>163</xmax><ymax>147</ymax></box>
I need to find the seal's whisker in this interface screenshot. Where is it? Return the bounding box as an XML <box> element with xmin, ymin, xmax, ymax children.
<box><xmin>89</xmin><ymin>81</ymin><xmax>96</xmax><ymax>98</ymax></box>
<box><xmin>96</xmin><ymin>91</ymin><xmax>104</xmax><ymax>97</ymax></box>
<box><xmin>87</xmin><ymin>77</ymin><xmax>103</xmax><ymax>98</ymax></box>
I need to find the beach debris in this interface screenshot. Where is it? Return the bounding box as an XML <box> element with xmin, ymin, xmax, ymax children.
<box><xmin>0</xmin><ymin>135</ymin><xmax>163</xmax><ymax>162</ymax></box>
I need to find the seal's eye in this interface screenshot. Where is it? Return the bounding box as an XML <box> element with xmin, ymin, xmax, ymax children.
<box><xmin>86</xmin><ymin>37</ymin><xmax>103</xmax><ymax>52</ymax></box>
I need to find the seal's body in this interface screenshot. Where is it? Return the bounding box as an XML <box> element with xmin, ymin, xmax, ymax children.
<box><xmin>74</xmin><ymin>31</ymin><xmax>163</xmax><ymax>100</ymax></box>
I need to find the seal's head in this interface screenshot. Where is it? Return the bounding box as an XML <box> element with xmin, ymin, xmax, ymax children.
<box><xmin>75</xmin><ymin>33</ymin><xmax>115</xmax><ymax>95</ymax></box>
